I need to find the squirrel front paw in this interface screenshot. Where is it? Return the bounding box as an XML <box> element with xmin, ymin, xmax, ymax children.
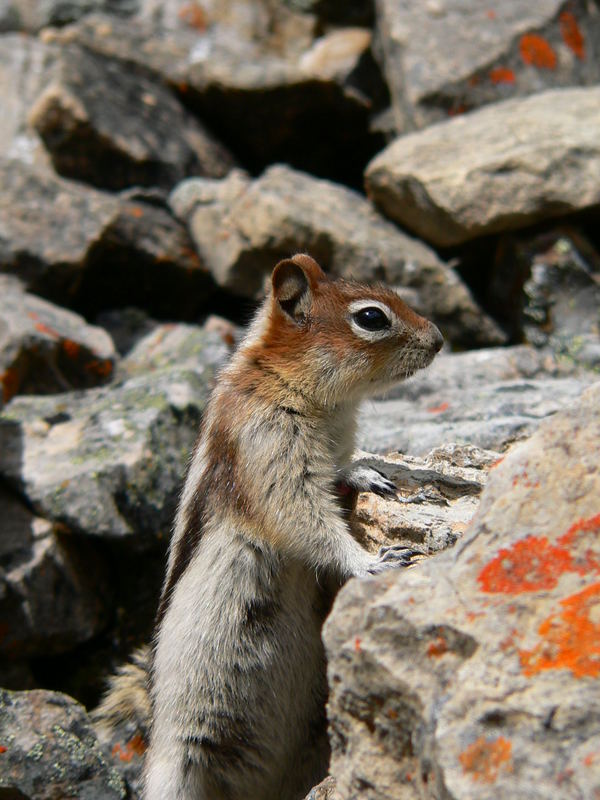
<box><xmin>339</xmin><ymin>465</ymin><xmax>398</xmax><ymax>499</ymax></box>
<box><xmin>367</xmin><ymin>544</ymin><xmax>423</xmax><ymax>574</ymax></box>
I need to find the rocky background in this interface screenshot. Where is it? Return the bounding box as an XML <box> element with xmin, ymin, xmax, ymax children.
<box><xmin>0</xmin><ymin>1</ymin><xmax>599</xmax><ymax>798</ymax></box>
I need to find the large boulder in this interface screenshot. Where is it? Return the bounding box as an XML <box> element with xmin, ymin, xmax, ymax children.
<box><xmin>0</xmin><ymin>688</ymin><xmax>127</xmax><ymax>799</ymax></box>
<box><xmin>374</xmin><ymin>0</ymin><xmax>600</xmax><ymax>132</ymax></box>
<box><xmin>0</xmin><ymin>487</ymin><xmax>109</xmax><ymax>661</ymax></box>
<box><xmin>27</xmin><ymin>40</ymin><xmax>234</xmax><ymax>191</ymax></box>
<box><xmin>0</xmin><ymin>158</ymin><xmax>215</xmax><ymax>317</ymax></box>
<box><xmin>365</xmin><ymin>87</ymin><xmax>600</xmax><ymax>247</ymax></box>
<box><xmin>0</xmin><ymin>275</ymin><xmax>116</xmax><ymax>402</ymax></box>
<box><xmin>325</xmin><ymin>381</ymin><xmax>600</xmax><ymax>799</ymax></box>
<box><xmin>358</xmin><ymin>344</ymin><xmax>597</xmax><ymax>455</ymax></box>
<box><xmin>170</xmin><ymin>165</ymin><xmax>505</xmax><ymax>347</ymax></box>
<box><xmin>0</xmin><ymin>367</ymin><xmax>213</xmax><ymax>543</ymax></box>
<box><xmin>43</xmin><ymin>1</ymin><xmax>387</xmax><ymax>185</ymax></box>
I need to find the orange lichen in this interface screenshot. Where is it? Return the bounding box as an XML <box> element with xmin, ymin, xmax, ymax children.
<box><xmin>558</xmin><ymin>514</ymin><xmax>600</xmax><ymax>575</ymax></box>
<box><xmin>519</xmin><ymin>34</ymin><xmax>557</xmax><ymax>69</ymax></box>
<box><xmin>584</xmin><ymin>752</ymin><xmax>599</xmax><ymax>767</ymax></box>
<box><xmin>559</xmin><ymin>11</ymin><xmax>585</xmax><ymax>59</ymax></box>
<box><xmin>85</xmin><ymin>358</ymin><xmax>113</xmax><ymax>378</ymax></box>
<box><xmin>129</xmin><ymin>205</ymin><xmax>144</xmax><ymax>218</ymax></box>
<box><xmin>520</xmin><ymin>582</ymin><xmax>600</xmax><ymax>678</ymax></box>
<box><xmin>478</xmin><ymin>536</ymin><xmax>573</xmax><ymax>594</ymax></box>
<box><xmin>0</xmin><ymin>746</ymin><xmax>6</xmax><ymax>753</ymax></box>
<box><xmin>112</xmin><ymin>734</ymin><xmax>146</xmax><ymax>763</ymax></box>
<box><xmin>427</xmin><ymin>636</ymin><xmax>448</xmax><ymax>657</ymax></box>
<box><xmin>490</xmin><ymin>67</ymin><xmax>516</xmax><ymax>84</ymax></box>
<box><xmin>178</xmin><ymin>2</ymin><xmax>207</xmax><ymax>31</ymax></box>
<box><xmin>448</xmin><ymin>104</ymin><xmax>467</xmax><ymax>117</ymax></box>
<box><xmin>354</xmin><ymin>636</ymin><xmax>362</xmax><ymax>653</ymax></box>
<box><xmin>427</xmin><ymin>401</ymin><xmax>450</xmax><ymax>414</ymax></box>
<box><xmin>61</xmin><ymin>338</ymin><xmax>81</xmax><ymax>359</ymax></box>
<box><xmin>489</xmin><ymin>457</ymin><xmax>504</xmax><ymax>469</ymax></box>
<box><xmin>1</xmin><ymin>368</ymin><xmax>20</xmax><ymax>403</ymax></box>
<box><xmin>487</xmin><ymin>9</ymin><xmax>496</xmax><ymax>20</ymax></box>
<box><xmin>34</xmin><ymin>321</ymin><xmax>60</xmax><ymax>338</ymax></box>
<box><xmin>459</xmin><ymin>736</ymin><xmax>513</xmax><ymax>783</ymax></box>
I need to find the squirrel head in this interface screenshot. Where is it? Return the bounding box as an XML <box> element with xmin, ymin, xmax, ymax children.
<box><xmin>245</xmin><ymin>254</ymin><xmax>443</xmax><ymax>409</ymax></box>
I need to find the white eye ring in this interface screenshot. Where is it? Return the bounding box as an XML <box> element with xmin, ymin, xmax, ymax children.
<box><xmin>352</xmin><ymin>306</ymin><xmax>391</xmax><ymax>331</ymax></box>
<box><xmin>348</xmin><ymin>300</ymin><xmax>395</xmax><ymax>341</ymax></box>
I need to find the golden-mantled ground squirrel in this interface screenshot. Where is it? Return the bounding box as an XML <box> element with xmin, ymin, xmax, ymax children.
<box><xmin>95</xmin><ymin>254</ymin><xmax>443</xmax><ymax>800</ymax></box>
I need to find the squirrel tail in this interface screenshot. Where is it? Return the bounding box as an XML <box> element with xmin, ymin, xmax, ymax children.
<box><xmin>92</xmin><ymin>644</ymin><xmax>152</xmax><ymax>742</ymax></box>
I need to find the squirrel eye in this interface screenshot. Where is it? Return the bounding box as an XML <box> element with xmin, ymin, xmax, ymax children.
<box><xmin>352</xmin><ymin>306</ymin><xmax>391</xmax><ymax>331</ymax></box>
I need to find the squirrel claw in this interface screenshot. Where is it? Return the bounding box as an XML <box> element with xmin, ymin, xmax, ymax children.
<box><xmin>368</xmin><ymin>544</ymin><xmax>424</xmax><ymax>574</ymax></box>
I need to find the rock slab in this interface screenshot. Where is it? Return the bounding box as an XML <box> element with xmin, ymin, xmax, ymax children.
<box><xmin>325</xmin><ymin>381</ymin><xmax>600</xmax><ymax>799</ymax></box>
<box><xmin>0</xmin><ymin>688</ymin><xmax>126</xmax><ymax>799</ymax></box>
<box><xmin>365</xmin><ymin>87</ymin><xmax>600</xmax><ymax>246</ymax></box>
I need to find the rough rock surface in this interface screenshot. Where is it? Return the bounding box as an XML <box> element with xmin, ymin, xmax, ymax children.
<box><xmin>0</xmin><ymin>688</ymin><xmax>126</xmax><ymax>799</ymax></box>
<box><xmin>0</xmin><ymin>275</ymin><xmax>116</xmax><ymax>402</ymax></box>
<box><xmin>350</xmin><ymin>444</ymin><xmax>497</xmax><ymax>556</ymax></box>
<box><xmin>116</xmin><ymin>320</ymin><xmax>232</xmax><ymax>380</ymax></box>
<box><xmin>0</xmin><ymin>368</ymin><xmax>212</xmax><ymax>542</ymax></box>
<box><xmin>0</xmin><ymin>487</ymin><xmax>109</xmax><ymax>661</ymax></box>
<box><xmin>488</xmin><ymin>227</ymin><xmax>600</xmax><ymax>362</ymax></box>
<box><xmin>358</xmin><ymin>345</ymin><xmax>597</xmax><ymax>455</ymax></box>
<box><xmin>0</xmin><ymin>34</ymin><xmax>55</xmax><ymax>166</ymax></box>
<box><xmin>325</xmin><ymin>381</ymin><xmax>600</xmax><ymax>799</ymax></box>
<box><xmin>0</xmin><ymin>159</ymin><xmax>215</xmax><ymax>316</ymax></box>
<box><xmin>44</xmin><ymin>3</ymin><xmax>386</xmax><ymax>185</ymax></box>
<box><xmin>170</xmin><ymin>165</ymin><xmax>505</xmax><ymax>347</ymax></box>
<box><xmin>365</xmin><ymin>87</ymin><xmax>600</xmax><ymax>246</ymax></box>
<box><xmin>374</xmin><ymin>0</ymin><xmax>600</xmax><ymax>131</ymax></box>
<box><xmin>28</xmin><ymin>41</ymin><xmax>234</xmax><ymax>190</ymax></box>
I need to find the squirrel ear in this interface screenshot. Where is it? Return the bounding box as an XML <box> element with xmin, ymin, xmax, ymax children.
<box><xmin>272</xmin><ymin>259</ymin><xmax>313</xmax><ymax>322</ymax></box>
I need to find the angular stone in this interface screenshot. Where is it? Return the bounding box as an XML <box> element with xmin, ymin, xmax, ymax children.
<box><xmin>0</xmin><ymin>368</ymin><xmax>214</xmax><ymax>542</ymax></box>
<box><xmin>0</xmin><ymin>688</ymin><xmax>126</xmax><ymax>799</ymax></box>
<box><xmin>350</xmin><ymin>444</ymin><xmax>497</xmax><ymax>556</ymax></box>
<box><xmin>0</xmin><ymin>0</ymin><xmax>137</xmax><ymax>32</ymax></box>
<box><xmin>170</xmin><ymin>165</ymin><xmax>505</xmax><ymax>347</ymax></box>
<box><xmin>28</xmin><ymin>42</ymin><xmax>234</xmax><ymax>191</ymax></box>
<box><xmin>44</xmin><ymin>4</ymin><xmax>386</xmax><ymax>185</ymax></box>
<box><xmin>374</xmin><ymin>0</ymin><xmax>600</xmax><ymax>132</ymax></box>
<box><xmin>0</xmin><ymin>275</ymin><xmax>116</xmax><ymax>403</ymax></box>
<box><xmin>490</xmin><ymin>228</ymin><xmax>600</xmax><ymax>364</ymax></box>
<box><xmin>358</xmin><ymin>345</ymin><xmax>597</xmax><ymax>455</ymax></box>
<box><xmin>0</xmin><ymin>159</ymin><xmax>215</xmax><ymax>317</ymax></box>
<box><xmin>325</xmin><ymin>381</ymin><xmax>600</xmax><ymax>799</ymax></box>
<box><xmin>365</xmin><ymin>87</ymin><xmax>600</xmax><ymax>246</ymax></box>
<box><xmin>0</xmin><ymin>35</ymin><xmax>54</xmax><ymax>167</ymax></box>
<box><xmin>116</xmin><ymin>321</ymin><xmax>232</xmax><ymax>381</ymax></box>
<box><xmin>0</xmin><ymin>487</ymin><xmax>109</xmax><ymax>659</ymax></box>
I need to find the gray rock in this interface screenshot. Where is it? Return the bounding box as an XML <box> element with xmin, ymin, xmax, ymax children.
<box><xmin>0</xmin><ymin>275</ymin><xmax>116</xmax><ymax>402</ymax></box>
<box><xmin>365</xmin><ymin>87</ymin><xmax>600</xmax><ymax>246</ymax></box>
<box><xmin>0</xmin><ymin>158</ymin><xmax>215</xmax><ymax>317</ymax></box>
<box><xmin>170</xmin><ymin>165</ymin><xmax>505</xmax><ymax>347</ymax></box>
<box><xmin>325</xmin><ymin>381</ymin><xmax>600</xmax><ymax>799</ymax></box>
<box><xmin>374</xmin><ymin>0</ymin><xmax>600</xmax><ymax>132</ymax></box>
<box><xmin>358</xmin><ymin>345</ymin><xmax>597</xmax><ymax>455</ymax></box>
<box><xmin>117</xmin><ymin>321</ymin><xmax>232</xmax><ymax>381</ymax></box>
<box><xmin>0</xmin><ymin>487</ymin><xmax>109</xmax><ymax>659</ymax></box>
<box><xmin>0</xmin><ymin>34</ymin><xmax>55</xmax><ymax>166</ymax></box>
<box><xmin>0</xmin><ymin>367</ymin><xmax>213</xmax><ymax>542</ymax></box>
<box><xmin>43</xmin><ymin>4</ymin><xmax>386</xmax><ymax>185</ymax></box>
<box><xmin>350</xmin><ymin>444</ymin><xmax>497</xmax><ymax>556</ymax></box>
<box><xmin>28</xmin><ymin>41</ymin><xmax>234</xmax><ymax>191</ymax></box>
<box><xmin>0</xmin><ymin>688</ymin><xmax>126</xmax><ymax>799</ymax></box>
<box><xmin>0</xmin><ymin>0</ymin><xmax>137</xmax><ymax>32</ymax></box>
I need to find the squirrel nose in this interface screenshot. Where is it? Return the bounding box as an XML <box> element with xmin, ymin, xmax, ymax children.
<box><xmin>430</xmin><ymin>324</ymin><xmax>444</xmax><ymax>353</ymax></box>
